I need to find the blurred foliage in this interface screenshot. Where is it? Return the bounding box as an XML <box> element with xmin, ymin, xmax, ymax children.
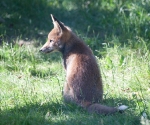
<box><xmin>0</xmin><ymin>0</ymin><xmax>150</xmax><ymax>49</ymax></box>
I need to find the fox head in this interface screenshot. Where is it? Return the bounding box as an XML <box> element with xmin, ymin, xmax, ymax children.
<box><xmin>40</xmin><ymin>14</ymin><xmax>71</xmax><ymax>53</ymax></box>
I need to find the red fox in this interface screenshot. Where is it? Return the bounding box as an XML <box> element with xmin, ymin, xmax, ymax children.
<box><xmin>40</xmin><ymin>14</ymin><xmax>128</xmax><ymax>114</ymax></box>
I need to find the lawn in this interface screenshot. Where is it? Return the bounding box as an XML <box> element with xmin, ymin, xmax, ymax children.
<box><xmin>0</xmin><ymin>0</ymin><xmax>150</xmax><ymax>125</ymax></box>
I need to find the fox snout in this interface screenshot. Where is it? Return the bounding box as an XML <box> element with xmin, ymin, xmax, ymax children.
<box><xmin>39</xmin><ymin>39</ymin><xmax>64</xmax><ymax>53</ymax></box>
<box><xmin>39</xmin><ymin>46</ymin><xmax>54</xmax><ymax>53</ymax></box>
<box><xmin>39</xmin><ymin>48</ymin><xmax>44</xmax><ymax>52</ymax></box>
<box><xmin>39</xmin><ymin>47</ymin><xmax>50</xmax><ymax>53</ymax></box>
<box><xmin>39</xmin><ymin>42</ymin><xmax>54</xmax><ymax>53</ymax></box>
<box><xmin>39</xmin><ymin>46</ymin><xmax>45</xmax><ymax>52</ymax></box>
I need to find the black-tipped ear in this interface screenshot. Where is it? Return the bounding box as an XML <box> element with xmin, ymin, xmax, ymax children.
<box><xmin>51</xmin><ymin>14</ymin><xmax>58</xmax><ymax>22</ymax></box>
<box><xmin>50</xmin><ymin>14</ymin><xmax>65</xmax><ymax>31</ymax></box>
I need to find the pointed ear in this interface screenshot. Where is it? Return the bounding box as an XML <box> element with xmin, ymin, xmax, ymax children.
<box><xmin>51</xmin><ymin>14</ymin><xmax>66</xmax><ymax>33</ymax></box>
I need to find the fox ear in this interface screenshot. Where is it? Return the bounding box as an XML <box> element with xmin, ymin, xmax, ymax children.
<box><xmin>51</xmin><ymin>14</ymin><xmax>65</xmax><ymax>33</ymax></box>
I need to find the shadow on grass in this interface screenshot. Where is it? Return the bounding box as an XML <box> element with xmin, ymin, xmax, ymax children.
<box><xmin>0</xmin><ymin>0</ymin><xmax>150</xmax><ymax>49</ymax></box>
<box><xmin>0</xmin><ymin>98</ymin><xmax>141</xmax><ymax>125</ymax></box>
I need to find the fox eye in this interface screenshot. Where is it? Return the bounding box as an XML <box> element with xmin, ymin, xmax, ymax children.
<box><xmin>49</xmin><ymin>40</ymin><xmax>53</xmax><ymax>43</ymax></box>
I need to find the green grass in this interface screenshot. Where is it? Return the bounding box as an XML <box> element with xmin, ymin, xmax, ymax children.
<box><xmin>1</xmin><ymin>0</ymin><xmax>150</xmax><ymax>46</ymax></box>
<box><xmin>0</xmin><ymin>0</ymin><xmax>150</xmax><ymax>124</ymax></box>
<box><xmin>0</xmin><ymin>39</ymin><xmax>150</xmax><ymax>125</ymax></box>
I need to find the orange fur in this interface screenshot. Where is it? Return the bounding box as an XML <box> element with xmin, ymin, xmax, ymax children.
<box><xmin>40</xmin><ymin>14</ymin><xmax>127</xmax><ymax>115</ymax></box>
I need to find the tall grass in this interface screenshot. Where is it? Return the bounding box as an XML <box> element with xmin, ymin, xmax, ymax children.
<box><xmin>0</xmin><ymin>0</ymin><xmax>150</xmax><ymax>45</ymax></box>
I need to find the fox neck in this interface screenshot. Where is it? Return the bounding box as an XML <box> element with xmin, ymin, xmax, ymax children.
<box><xmin>59</xmin><ymin>33</ymin><xmax>78</xmax><ymax>69</ymax></box>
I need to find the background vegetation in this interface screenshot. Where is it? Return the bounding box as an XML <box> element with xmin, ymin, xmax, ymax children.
<box><xmin>0</xmin><ymin>0</ymin><xmax>150</xmax><ymax>125</ymax></box>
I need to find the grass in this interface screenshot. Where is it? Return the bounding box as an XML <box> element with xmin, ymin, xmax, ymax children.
<box><xmin>0</xmin><ymin>0</ymin><xmax>150</xmax><ymax>124</ymax></box>
<box><xmin>0</xmin><ymin>39</ymin><xmax>150</xmax><ymax>125</ymax></box>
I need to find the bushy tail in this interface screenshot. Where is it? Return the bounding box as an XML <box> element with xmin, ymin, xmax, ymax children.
<box><xmin>87</xmin><ymin>103</ymin><xmax>128</xmax><ymax>115</ymax></box>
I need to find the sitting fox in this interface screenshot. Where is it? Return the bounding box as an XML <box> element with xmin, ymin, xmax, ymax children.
<box><xmin>40</xmin><ymin>14</ymin><xmax>127</xmax><ymax>114</ymax></box>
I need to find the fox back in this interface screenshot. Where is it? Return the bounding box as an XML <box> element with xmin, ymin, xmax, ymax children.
<box><xmin>40</xmin><ymin>14</ymin><xmax>128</xmax><ymax>114</ymax></box>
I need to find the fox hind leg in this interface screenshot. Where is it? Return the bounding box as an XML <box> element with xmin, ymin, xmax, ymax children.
<box><xmin>63</xmin><ymin>82</ymin><xmax>76</xmax><ymax>103</ymax></box>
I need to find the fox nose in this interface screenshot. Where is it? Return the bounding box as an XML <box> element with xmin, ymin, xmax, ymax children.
<box><xmin>39</xmin><ymin>48</ymin><xmax>43</xmax><ymax>52</ymax></box>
